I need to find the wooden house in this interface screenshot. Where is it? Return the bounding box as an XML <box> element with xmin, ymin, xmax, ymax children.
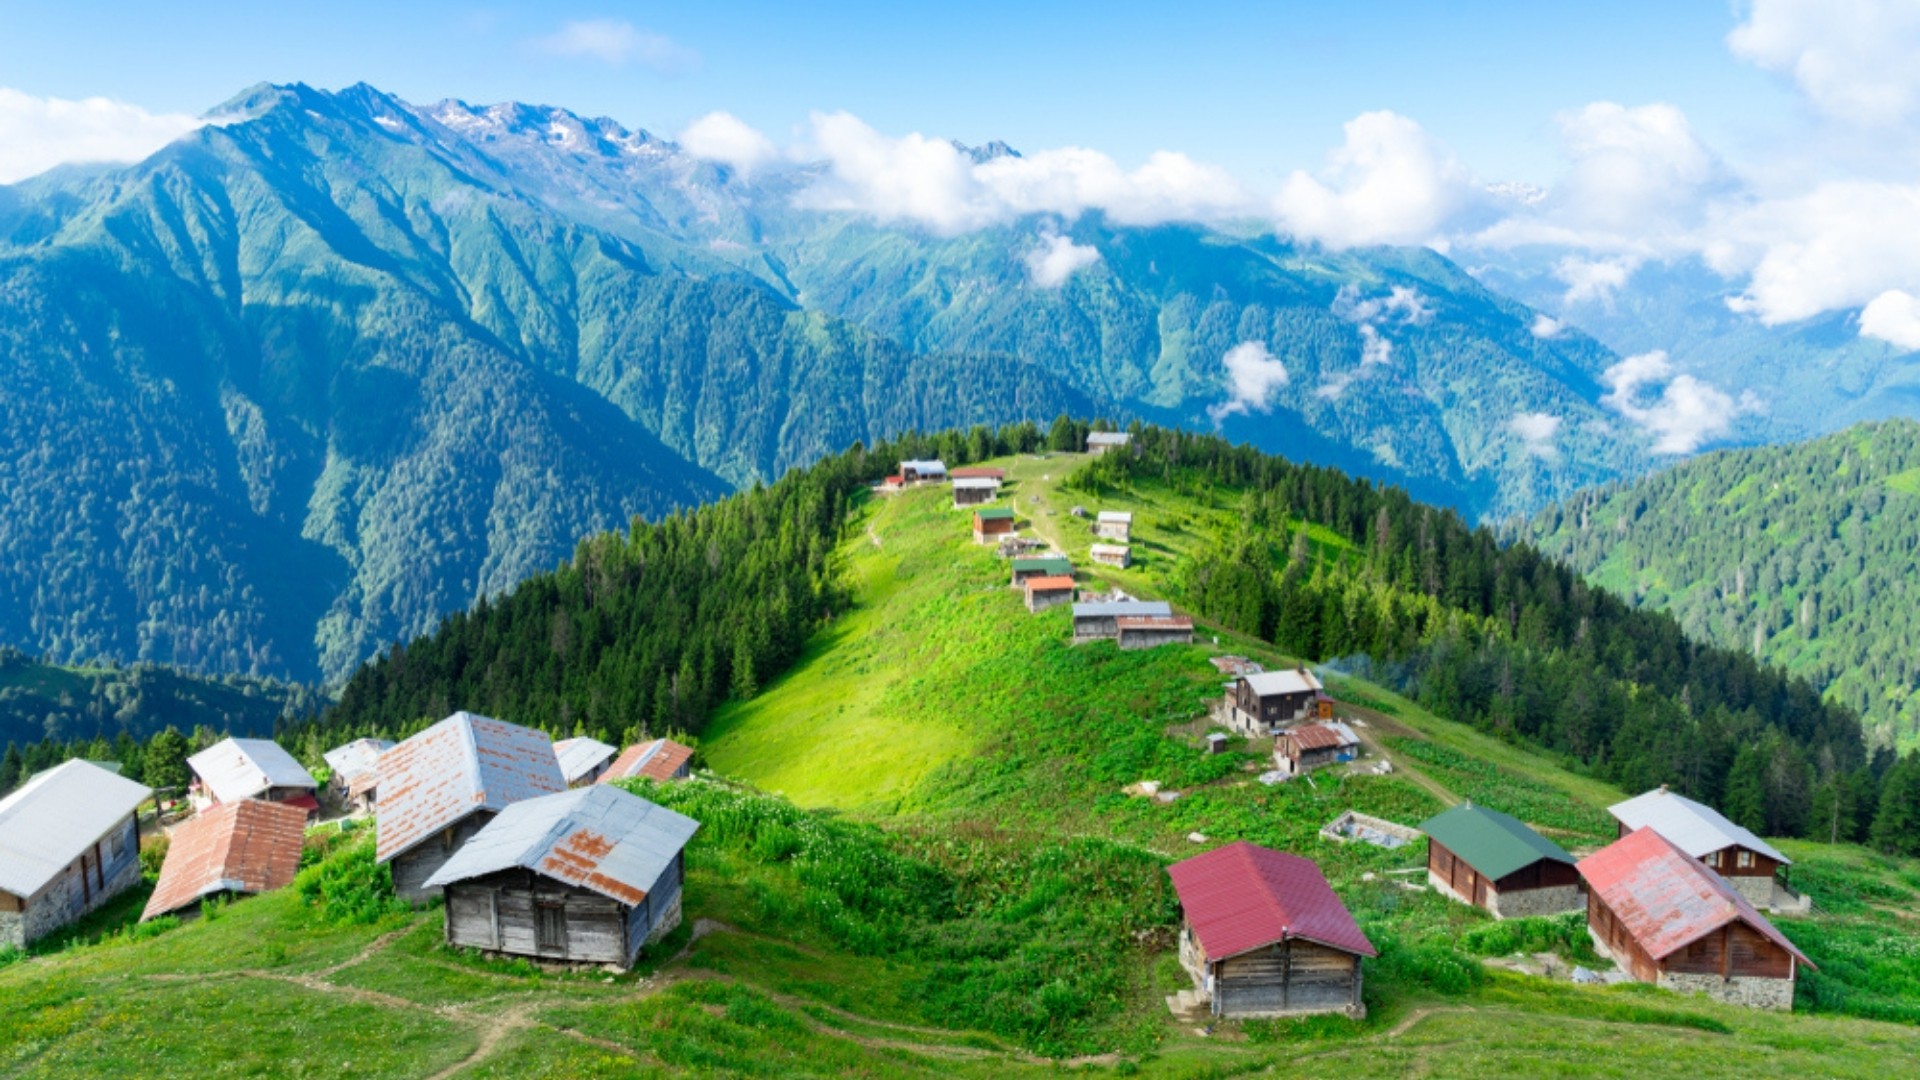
<box><xmin>1116</xmin><ymin>615</ymin><xmax>1193</xmax><ymax>650</ymax></box>
<box><xmin>1608</xmin><ymin>787</ymin><xmax>1804</xmax><ymax>912</ymax></box>
<box><xmin>1087</xmin><ymin>431</ymin><xmax>1132</xmax><ymax>455</ymax></box>
<box><xmin>1010</xmin><ymin>555</ymin><xmax>1073</xmax><ymax>586</ymax></box>
<box><xmin>898</xmin><ymin>459</ymin><xmax>948</xmax><ymax>484</ymax></box>
<box><xmin>1225</xmin><ymin>668</ymin><xmax>1328</xmax><ymax>736</ymax></box>
<box><xmin>972</xmin><ymin>507</ymin><xmax>1016</xmax><ymax>542</ymax></box>
<box><xmin>425</xmin><ymin>785</ymin><xmax>700</xmax><ymax>969</ymax></box>
<box><xmin>1072</xmin><ymin>600</ymin><xmax>1172</xmax><ymax>641</ymax></box>
<box><xmin>142</xmin><ymin>798</ymin><xmax>307</xmax><ymax>921</ymax></box>
<box><xmin>1089</xmin><ymin>543</ymin><xmax>1131</xmax><ymax>569</ymax></box>
<box><xmin>1167</xmin><ymin>841</ymin><xmax>1375</xmax><ymax>1019</ymax></box>
<box><xmin>1094</xmin><ymin>511</ymin><xmax>1133</xmax><ymax>541</ymax></box>
<box><xmin>598</xmin><ymin>739</ymin><xmax>697</xmax><ymax>784</ymax></box>
<box><xmin>1580</xmin><ymin>826</ymin><xmax>1813</xmax><ymax>1010</ymax></box>
<box><xmin>1023</xmin><ymin>574</ymin><xmax>1076</xmax><ymax>612</ymax></box>
<box><xmin>1418</xmin><ymin>803</ymin><xmax>1582</xmax><ymax>919</ymax></box>
<box><xmin>553</xmin><ymin>737</ymin><xmax>619</xmax><ymax>787</ymax></box>
<box><xmin>952</xmin><ymin>477</ymin><xmax>1001</xmax><ymax>507</ymax></box>
<box><xmin>1274</xmin><ymin>722</ymin><xmax>1361</xmax><ymax>777</ymax></box>
<box><xmin>322</xmin><ymin>737</ymin><xmax>394</xmax><ymax>815</ymax></box>
<box><xmin>375</xmin><ymin>711</ymin><xmax>568</xmax><ymax>903</ymax></box>
<box><xmin>188</xmin><ymin>738</ymin><xmax>320</xmax><ymax>820</ymax></box>
<box><xmin>0</xmin><ymin>761</ymin><xmax>151</xmax><ymax>949</ymax></box>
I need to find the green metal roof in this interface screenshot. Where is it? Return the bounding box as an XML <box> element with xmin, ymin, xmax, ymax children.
<box><xmin>1418</xmin><ymin>803</ymin><xmax>1575</xmax><ymax>881</ymax></box>
<box><xmin>974</xmin><ymin>508</ymin><xmax>1015</xmax><ymax>521</ymax></box>
<box><xmin>1011</xmin><ymin>556</ymin><xmax>1072</xmax><ymax>572</ymax></box>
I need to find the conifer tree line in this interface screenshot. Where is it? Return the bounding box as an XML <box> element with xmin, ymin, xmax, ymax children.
<box><xmin>1069</xmin><ymin>426</ymin><xmax>1916</xmax><ymax>848</ymax></box>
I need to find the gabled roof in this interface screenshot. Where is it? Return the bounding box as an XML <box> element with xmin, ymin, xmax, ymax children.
<box><xmin>1117</xmin><ymin>615</ymin><xmax>1192</xmax><ymax>629</ymax></box>
<box><xmin>1073</xmin><ymin>600</ymin><xmax>1172</xmax><ymax>619</ymax></box>
<box><xmin>1168</xmin><ymin>841</ymin><xmax>1376</xmax><ymax>960</ymax></box>
<box><xmin>600</xmin><ymin>739</ymin><xmax>697</xmax><ymax>783</ymax></box>
<box><xmin>0</xmin><ymin>760</ymin><xmax>151</xmax><ymax>899</ymax></box>
<box><xmin>900</xmin><ymin>459</ymin><xmax>947</xmax><ymax>474</ymax></box>
<box><xmin>142</xmin><ymin>798</ymin><xmax>307</xmax><ymax>920</ymax></box>
<box><xmin>974</xmin><ymin>507</ymin><xmax>1015</xmax><ymax>522</ymax></box>
<box><xmin>951</xmin><ymin>467</ymin><xmax>1006</xmax><ymax>480</ymax></box>
<box><xmin>1243</xmin><ymin>669</ymin><xmax>1323</xmax><ymax>696</ymax></box>
<box><xmin>953</xmin><ymin>477</ymin><xmax>1001</xmax><ymax>490</ymax></box>
<box><xmin>1608</xmin><ymin>787</ymin><xmax>1789</xmax><ymax>865</ymax></box>
<box><xmin>1012</xmin><ymin>556</ymin><xmax>1073</xmax><ymax>573</ymax></box>
<box><xmin>552</xmin><ymin>737</ymin><xmax>619</xmax><ymax>784</ymax></box>
<box><xmin>323</xmin><ymin>738</ymin><xmax>394</xmax><ymax>786</ymax></box>
<box><xmin>1420</xmin><ymin>802</ymin><xmax>1574</xmax><ymax>882</ymax></box>
<box><xmin>1023</xmin><ymin>574</ymin><xmax>1076</xmax><ymax>592</ymax></box>
<box><xmin>1580</xmin><ymin>827</ymin><xmax>1812</xmax><ymax>969</ymax></box>
<box><xmin>1284</xmin><ymin>722</ymin><xmax>1361</xmax><ymax>754</ymax></box>
<box><xmin>1097</xmin><ymin>511</ymin><xmax>1133</xmax><ymax>524</ymax></box>
<box><xmin>1087</xmin><ymin>431</ymin><xmax>1132</xmax><ymax>445</ymax></box>
<box><xmin>374</xmin><ymin>712</ymin><xmax>567</xmax><ymax>864</ymax></box>
<box><xmin>423</xmin><ymin>785</ymin><xmax>700</xmax><ymax>906</ymax></box>
<box><xmin>188</xmin><ymin>738</ymin><xmax>317</xmax><ymax>803</ymax></box>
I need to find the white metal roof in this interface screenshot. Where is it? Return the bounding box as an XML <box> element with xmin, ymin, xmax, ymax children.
<box><xmin>1243</xmin><ymin>669</ymin><xmax>1323</xmax><ymax>696</ymax></box>
<box><xmin>1089</xmin><ymin>544</ymin><xmax>1130</xmax><ymax>556</ymax></box>
<box><xmin>188</xmin><ymin>738</ymin><xmax>317</xmax><ymax>803</ymax></box>
<box><xmin>899</xmin><ymin>459</ymin><xmax>947</xmax><ymax>474</ymax></box>
<box><xmin>0</xmin><ymin>760</ymin><xmax>151</xmax><ymax>899</ymax></box>
<box><xmin>1087</xmin><ymin>432</ymin><xmax>1132</xmax><ymax>445</ymax></box>
<box><xmin>952</xmin><ymin>477</ymin><xmax>1001</xmax><ymax>489</ymax></box>
<box><xmin>552</xmin><ymin>737</ymin><xmax>619</xmax><ymax>784</ymax></box>
<box><xmin>1608</xmin><ymin>788</ymin><xmax>1789</xmax><ymax>865</ymax></box>
<box><xmin>1072</xmin><ymin>600</ymin><xmax>1172</xmax><ymax>619</ymax></box>
<box><xmin>1096</xmin><ymin>511</ymin><xmax>1133</xmax><ymax>523</ymax></box>
<box><xmin>423</xmin><ymin>785</ymin><xmax>700</xmax><ymax>906</ymax></box>
<box><xmin>323</xmin><ymin>738</ymin><xmax>394</xmax><ymax>783</ymax></box>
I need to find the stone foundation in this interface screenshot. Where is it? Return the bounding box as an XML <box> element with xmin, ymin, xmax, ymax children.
<box><xmin>1489</xmin><ymin>883</ymin><xmax>1584</xmax><ymax>920</ymax></box>
<box><xmin>1727</xmin><ymin>874</ymin><xmax>1810</xmax><ymax>914</ymax></box>
<box><xmin>0</xmin><ymin>911</ymin><xmax>22</xmax><ymax>951</ymax></box>
<box><xmin>1659</xmin><ymin>970</ymin><xmax>1795</xmax><ymax>1011</ymax></box>
<box><xmin>645</xmin><ymin>891</ymin><xmax>684</xmax><ymax>945</ymax></box>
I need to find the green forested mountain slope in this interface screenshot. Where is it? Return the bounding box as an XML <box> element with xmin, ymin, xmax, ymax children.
<box><xmin>1519</xmin><ymin>418</ymin><xmax>1920</xmax><ymax>751</ymax></box>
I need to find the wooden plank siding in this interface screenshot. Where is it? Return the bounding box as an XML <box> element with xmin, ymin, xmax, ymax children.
<box><xmin>441</xmin><ymin>853</ymin><xmax>687</xmax><ymax>970</ymax></box>
<box><xmin>392</xmin><ymin>813</ymin><xmax>493</xmax><ymax>903</ymax></box>
<box><xmin>1213</xmin><ymin>938</ymin><xmax>1363</xmax><ymax>1018</ymax></box>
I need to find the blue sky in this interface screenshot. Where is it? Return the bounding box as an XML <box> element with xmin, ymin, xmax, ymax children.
<box><xmin>0</xmin><ymin>1</ymin><xmax>1802</xmax><ymax>185</ymax></box>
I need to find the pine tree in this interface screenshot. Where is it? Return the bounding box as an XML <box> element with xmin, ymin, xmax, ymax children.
<box><xmin>1871</xmin><ymin>753</ymin><xmax>1920</xmax><ymax>857</ymax></box>
<box><xmin>143</xmin><ymin>727</ymin><xmax>191</xmax><ymax>796</ymax></box>
<box><xmin>0</xmin><ymin>741</ymin><xmax>21</xmax><ymax>794</ymax></box>
<box><xmin>1722</xmin><ymin>744</ymin><xmax>1768</xmax><ymax>834</ymax></box>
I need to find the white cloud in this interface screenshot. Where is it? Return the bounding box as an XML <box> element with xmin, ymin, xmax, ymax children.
<box><xmin>794</xmin><ymin>111</ymin><xmax>1250</xmax><ymax>235</ymax></box>
<box><xmin>1273</xmin><ymin>111</ymin><xmax>1478</xmax><ymax>248</ymax></box>
<box><xmin>1600</xmin><ymin>350</ymin><xmax>1757</xmax><ymax>454</ymax></box>
<box><xmin>1024</xmin><ymin>232</ymin><xmax>1102</xmax><ymax>288</ymax></box>
<box><xmin>1729</xmin><ymin>0</ymin><xmax>1920</xmax><ymax>125</ymax></box>
<box><xmin>1358</xmin><ymin>324</ymin><xmax>1394</xmax><ymax>367</ymax></box>
<box><xmin>1315</xmin><ymin>370</ymin><xmax>1359</xmax><ymax>401</ymax></box>
<box><xmin>534</xmin><ymin>20</ymin><xmax>699</xmax><ymax>73</ymax></box>
<box><xmin>1713</xmin><ymin>180</ymin><xmax>1920</xmax><ymax>324</ymax></box>
<box><xmin>1530</xmin><ymin>314</ymin><xmax>1565</xmax><ymax>339</ymax></box>
<box><xmin>1509</xmin><ymin>411</ymin><xmax>1563</xmax><ymax>460</ymax></box>
<box><xmin>1860</xmin><ymin>289</ymin><xmax>1920</xmax><ymax>349</ymax></box>
<box><xmin>1334</xmin><ymin>283</ymin><xmax>1434</xmax><ymax>325</ymax></box>
<box><xmin>678</xmin><ymin>111</ymin><xmax>777</xmax><ymax>175</ymax></box>
<box><xmin>1549</xmin><ymin>102</ymin><xmax>1715</xmax><ymax>232</ymax></box>
<box><xmin>0</xmin><ymin>88</ymin><xmax>207</xmax><ymax>184</ymax></box>
<box><xmin>1554</xmin><ymin>254</ymin><xmax>1640</xmax><ymax>306</ymax></box>
<box><xmin>1209</xmin><ymin>341</ymin><xmax>1290</xmax><ymax>421</ymax></box>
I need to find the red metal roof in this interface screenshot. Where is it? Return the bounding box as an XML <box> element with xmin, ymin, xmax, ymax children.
<box><xmin>1167</xmin><ymin>841</ymin><xmax>1377</xmax><ymax>960</ymax></box>
<box><xmin>143</xmin><ymin>799</ymin><xmax>308</xmax><ymax>920</ymax></box>
<box><xmin>600</xmin><ymin>738</ymin><xmax>696</xmax><ymax>783</ymax></box>
<box><xmin>1579</xmin><ymin>827</ymin><xmax>1813</xmax><ymax>969</ymax></box>
<box><xmin>951</xmin><ymin>467</ymin><xmax>1006</xmax><ymax>480</ymax></box>
<box><xmin>1023</xmin><ymin>575</ymin><xmax>1076</xmax><ymax>592</ymax></box>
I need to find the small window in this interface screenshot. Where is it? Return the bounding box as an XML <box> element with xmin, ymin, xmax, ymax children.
<box><xmin>1737</xmin><ymin>851</ymin><xmax>1753</xmax><ymax>869</ymax></box>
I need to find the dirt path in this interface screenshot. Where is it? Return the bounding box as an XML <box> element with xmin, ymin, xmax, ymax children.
<box><xmin>1340</xmin><ymin>701</ymin><xmax>1461</xmax><ymax>808</ymax></box>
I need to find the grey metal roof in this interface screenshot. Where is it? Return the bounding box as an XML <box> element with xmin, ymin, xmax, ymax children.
<box><xmin>375</xmin><ymin>711</ymin><xmax>567</xmax><ymax>864</ymax></box>
<box><xmin>423</xmin><ymin>785</ymin><xmax>700</xmax><ymax>906</ymax></box>
<box><xmin>188</xmin><ymin>738</ymin><xmax>317</xmax><ymax>803</ymax></box>
<box><xmin>323</xmin><ymin>738</ymin><xmax>394</xmax><ymax>784</ymax></box>
<box><xmin>1097</xmin><ymin>511</ymin><xmax>1133</xmax><ymax>523</ymax></box>
<box><xmin>900</xmin><ymin>459</ymin><xmax>947</xmax><ymax>474</ymax></box>
<box><xmin>0</xmin><ymin>760</ymin><xmax>151</xmax><ymax>899</ymax></box>
<box><xmin>552</xmin><ymin>737</ymin><xmax>618</xmax><ymax>784</ymax></box>
<box><xmin>1243</xmin><ymin>669</ymin><xmax>1322</xmax><ymax>696</ymax></box>
<box><xmin>1087</xmin><ymin>432</ymin><xmax>1132</xmax><ymax>445</ymax></box>
<box><xmin>1608</xmin><ymin>787</ymin><xmax>1789</xmax><ymax>865</ymax></box>
<box><xmin>1072</xmin><ymin>600</ymin><xmax>1173</xmax><ymax>619</ymax></box>
<box><xmin>952</xmin><ymin>477</ymin><xmax>1001</xmax><ymax>490</ymax></box>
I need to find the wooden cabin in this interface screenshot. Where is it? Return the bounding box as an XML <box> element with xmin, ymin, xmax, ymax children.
<box><xmin>142</xmin><ymin>798</ymin><xmax>307</xmax><ymax>921</ymax></box>
<box><xmin>1087</xmin><ymin>431</ymin><xmax>1133</xmax><ymax>456</ymax></box>
<box><xmin>1116</xmin><ymin>615</ymin><xmax>1193</xmax><ymax>650</ymax></box>
<box><xmin>0</xmin><ymin>761</ymin><xmax>151</xmax><ymax>949</ymax></box>
<box><xmin>952</xmin><ymin>477</ymin><xmax>1001</xmax><ymax>507</ymax></box>
<box><xmin>1608</xmin><ymin>787</ymin><xmax>1804</xmax><ymax>911</ymax></box>
<box><xmin>1225</xmin><ymin>668</ymin><xmax>1327</xmax><ymax>736</ymax></box>
<box><xmin>426</xmin><ymin>785</ymin><xmax>700</xmax><ymax>970</ymax></box>
<box><xmin>376</xmin><ymin>711</ymin><xmax>568</xmax><ymax>903</ymax></box>
<box><xmin>1071</xmin><ymin>600</ymin><xmax>1173</xmax><ymax>641</ymax></box>
<box><xmin>1089</xmin><ymin>543</ymin><xmax>1131</xmax><ymax>569</ymax></box>
<box><xmin>1580</xmin><ymin>827</ymin><xmax>1812</xmax><ymax>1010</ymax></box>
<box><xmin>1023</xmin><ymin>575</ymin><xmax>1076</xmax><ymax>613</ymax></box>
<box><xmin>322</xmin><ymin>738</ymin><xmax>394</xmax><ymax>815</ymax></box>
<box><xmin>972</xmin><ymin>507</ymin><xmax>1015</xmax><ymax>542</ymax></box>
<box><xmin>1167</xmin><ymin>841</ymin><xmax>1375</xmax><ymax>1019</ymax></box>
<box><xmin>598</xmin><ymin>739</ymin><xmax>696</xmax><ymax>784</ymax></box>
<box><xmin>898</xmin><ymin>459</ymin><xmax>948</xmax><ymax>484</ymax></box>
<box><xmin>188</xmin><ymin>738</ymin><xmax>320</xmax><ymax>820</ymax></box>
<box><xmin>1419</xmin><ymin>803</ymin><xmax>1582</xmax><ymax>919</ymax></box>
<box><xmin>1094</xmin><ymin>511</ymin><xmax>1133</xmax><ymax>541</ymax></box>
<box><xmin>552</xmin><ymin>737</ymin><xmax>619</xmax><ymax>787</ymax></box>
<box><xmin>1275</xmin><ymin>722</ymin><xmax>1361</xmax><ymax>777</ymax></box>
<box><xmin>1010</xmin><ymin>555</ymin><xmax>1073</xmax><ymax>586</ymax></box>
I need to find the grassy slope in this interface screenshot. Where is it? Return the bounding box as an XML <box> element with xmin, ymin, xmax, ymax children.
<box><xmin>5</xmin><ymin>452</ymin><xmax>1920</xmax><ymax>1077</ymax></box>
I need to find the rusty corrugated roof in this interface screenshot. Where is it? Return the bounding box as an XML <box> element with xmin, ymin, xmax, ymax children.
<box><xmin>142</xmin><ymin>799</ymin><xmax>307</xmax><ymax>921</ymax></box>
<box><xmin>1578</xmin><ymin>826</ymin><xmax>1812</xmax><ymax>969</ymax></box>
<box><xmin>951</xmin><ymin>467</ymin><xmax>1006</xmax><ymax>480</ymax></box>
<box><xmin>1168</xmin><ymin>841</ymin><xmax>1376</xmax><ymax>960</ymax></box>
<box><xmin>423</xmin><ymin>785</ymin><xmax>700</xmax><ymax>907</ymax></box>
<box><xmin>374</xmin><ymin>712</ymin><xmax>566</xmax><ymax>864</ymax></box>
<box><xmin>1283</xmin><ymin>722</ymin><xmax>1359</xmax><ymax>752</ymax></box>
<box><xmin>1023</xmin><ymin>575</ymin><xmax>1076</xmax><ymax>592</ymax></box>
<box><xmin>600</xmin><ymin>739</ymin><xmax>696</xmax><ymax>783</ymax></box>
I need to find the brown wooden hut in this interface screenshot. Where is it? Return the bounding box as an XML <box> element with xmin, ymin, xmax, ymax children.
<box><xmin>1418</xmin><ymin>803</ymin><xmax>1582</xmax><ymax>919</ymax></box>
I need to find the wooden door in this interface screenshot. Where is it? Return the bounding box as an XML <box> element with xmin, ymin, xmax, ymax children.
<box><xmin>535</xmin><ymin>901</ymin><xmax>567</xmax><ymax>956</ymax></box>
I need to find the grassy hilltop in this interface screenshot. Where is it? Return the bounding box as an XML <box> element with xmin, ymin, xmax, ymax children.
<box><xmin>4</xmin><ymin>451</ymin><xmax>1920</xmax><ymax>1077</ymax></box>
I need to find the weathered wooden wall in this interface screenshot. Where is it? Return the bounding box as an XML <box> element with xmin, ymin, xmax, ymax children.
<box><xmin>1214</xmin><ymin>938</ymin><xmax>1362</xmax><ymax>1018</ymax></box>
<box><xmin>392</xmin><ymin>813</ymin><xmax>493</xmax><ymax>903</ymax></box>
